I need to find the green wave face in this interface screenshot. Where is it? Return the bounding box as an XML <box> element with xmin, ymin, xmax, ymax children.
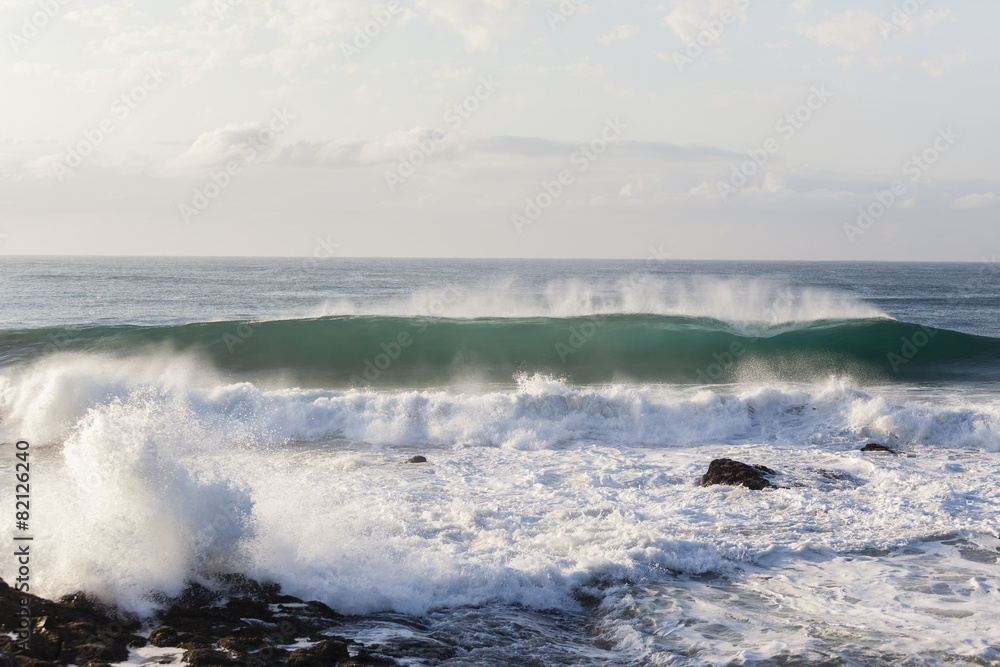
<box><xmin>2</xmin><ymin>315</ymin><xmax>999</xmax><ymax>386</ymax></box>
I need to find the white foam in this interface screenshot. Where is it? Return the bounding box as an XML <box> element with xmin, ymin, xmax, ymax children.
<box><xmin>306</xmin><ymin>277</ymin><xmax>886</xmax><ymax>325</ymax></box>
<box><xmin>2</xmin><ymin>359</ymin><xmax>999</xmax><ymax>661</ymax></box>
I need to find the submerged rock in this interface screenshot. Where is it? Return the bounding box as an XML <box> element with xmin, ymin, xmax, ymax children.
<box><xmin>700</xmin><ymin>458</ymin><xmax>777</xmax><ymax>490</ymax></box>
<box><xmin>861</xmin><ymin>443</ymin><xmax>897</xmax><ymax>454</ymax></box>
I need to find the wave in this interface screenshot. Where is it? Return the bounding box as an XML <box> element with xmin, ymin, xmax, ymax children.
<box><xmin>2</xmin><ymin>369</ymin><xmax>1000</xmax><ymax>618</ymax></box>
<box><xmin>304</xmin><ymin>277</ymin><xmax>887</xmax><ymax>323</ymax></box>
<box><xmin>2</xmin><ymin>315</ymin><xmax>999</xmax><ymax>385</ymax></box>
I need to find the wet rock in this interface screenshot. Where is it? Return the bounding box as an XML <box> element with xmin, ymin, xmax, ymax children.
<box><xmin>216</xmin><ymin>636</ymin><xmax>260</xmax><ymax>654</ymax></box>
<box><xmin>182</xmin><ymin>647</ymin><xmax>238</xmax><ymax>666</ymax></box>
<box><xmin>0</xmin><ymin>579</ymin><xmax>142</xmax><ymax>667</ymax></box>
<box><xmin>700</xmin><ymin>458</ymin><xmax>776</xmax><ymax>490</ymax></box>
<box><xmin>861</xmin><ymin>443</ymin><xmax>897</xmax><ymax>454</ymax></box>
<box><xmin>812</xmin><ymin>468</ymin><xmax>865</xmax><ymax>489</ymax></box>
<box><xmin>147</xmin><ymin>626</ymin><xmax>179</xmax><ymax>648</ymax></box>
<box><xmin>286</xmin><ymin>638</ymin><xmax>351</xmax><ymax>666</ymax></box>
<box><xmin>343</xmin><ymin>650</ymin><xmax>398</xmax><ymax>666</ymax></box>
<box><xmin>1</xmin><ymin>574</ymin><xmax>397</xmax><ymax>667</ymax></box>
<box><xmin>407</xmin><ymin>456</ymin><xmax>428</xmax><ymax>464</ymax></box>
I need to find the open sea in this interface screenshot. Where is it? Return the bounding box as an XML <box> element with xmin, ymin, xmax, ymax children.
<box><xmin>1</xmin><ymin>257</ymin><xmax>999</xmax><ymax>666</ymax></box>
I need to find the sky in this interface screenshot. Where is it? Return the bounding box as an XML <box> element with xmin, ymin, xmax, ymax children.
<box><xmin>0</xmin><ymin>0</ymin><xmax>997</xmax><ymax>260</ymax></box>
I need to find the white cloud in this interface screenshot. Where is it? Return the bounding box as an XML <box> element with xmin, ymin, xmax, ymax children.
<box><xmin>921</xmin><ymin>51</ymin><xmax>968</xmax><ymax>77</ymax></box>
<box><xmin>952</xmin><ymin>192</ymin><xmax>996</xmax><ymax>209</ymax></box>
<box><xmin>167</xmin><ymin>122</ymin><xmax>280</xmax><ymax>173</ymax></box>
<box><xmin>352</xmin><ymin>84</ymin><xmax>372</xmax><ymax>105</ymax></box>
<box><xmin>661</xmin><ymin>0</ymin><xmax>747</xmax><ymax>45</ymax></box>
<box><xmin>789</xmin><ymin>0</ymin><xmax>812</xmax><ymax>15</ymax></box>
<box><xmin>743</xmin><ymin>171</ymin><xmax>787</xmax><ymax>195</ymax></box>
<box><xmin>795</xmin><ymin>10</ymin><xmax>880</xmax><ymax>53</ymax></box>
<box><xmin>689</xmin><ymin>181</ymin><xmax>719</xmax><ymax>199</ymax></box>
<box><xmin>410</xmin><ymin>0</ymin><xmax>524</xmax><ymax>52</ymax></box>
<box><xmin>598</xmin><ymin>24</ymin><xmax>640</xmax><ymax>45</ymax></box>
<box><xmin>881</xmin><ymin>8</ymin><xmax>953</xmax><ymax>39</ymax></box>
<box><xmin>619</xmin><ymin>174</ymin><xmax>656</xmax><ymax>197</ymax></box>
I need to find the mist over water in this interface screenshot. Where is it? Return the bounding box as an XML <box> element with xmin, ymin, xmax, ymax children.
<box><xmin>2</xmin><ymin>258</ymin><xmax>999</xmax><ymax>664</ymax></box>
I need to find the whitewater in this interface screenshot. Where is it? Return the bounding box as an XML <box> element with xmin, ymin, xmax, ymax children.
<box><xmin>1</xmin><ymin>258</ymin><xmax>999</xmax><ymax>665</ymax></box>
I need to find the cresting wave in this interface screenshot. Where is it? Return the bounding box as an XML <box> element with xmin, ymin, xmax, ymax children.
<box><xmin>305</xmin><ymin>277</ymin><xmax>888</xmax><ymax>322</ymax></box>
<box><xmin>2</xmin><ymin>315</ymin><xmax>999</xmax><ymax>385</ymax></box>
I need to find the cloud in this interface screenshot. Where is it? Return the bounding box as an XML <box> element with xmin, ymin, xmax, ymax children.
<box><xmin>167</xmin><ymin>122</ymin><xmax>280</xmax><ymax>173</ymax></box>
<box><xmin>410</xmin><ymin>0</ymin><xmax>528</xmax><ymax>52</ymax></box>
<box><xmin>661</xmin><ymin>0</ymin><xmax>748</xmax><ymax>45</ymax></box>
<box><xmin>921</xmin><ymin>51</ymin><xmax>968</xmax><ymax>77</ymax></box>
<box><xmin>788</xmin><ymin>0</ymin><xmax>812</xmax><ymax>15</ymax></box>
<box><xmin>880</xmin><ymin>8</ymin><xmax>953</xmax><ymax>39</ymax></box>
<box><xmin>598</xmin><ymin>24</ymin><xmax>640</xmax><ymax>45</ymax></box>
<box><xmin>278</xmin><ymin>128</ymin><xmax>455</xmax><ymax>168</ymax></box>
<box><xmin>952</xmin><ymin>192</ymin><xmax>996</xmax><ymax>209</ymax></box>
<box><xmin>277</xmin><ymin>130</ymin><xmax>741</xmax><ymax>169</ymax></box>
<box><xmin>795</xmin><ymin>10</ymin><xmax>880</xmax><ymax>53</ymax></box>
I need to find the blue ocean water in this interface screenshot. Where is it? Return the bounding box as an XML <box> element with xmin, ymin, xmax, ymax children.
<box><xmin>1</xmin><ymin>258</ymin><xmax>999</xmax><ymax>665</ymax></box>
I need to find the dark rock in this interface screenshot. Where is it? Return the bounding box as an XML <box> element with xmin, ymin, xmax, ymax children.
<box><xmin>246</xmin><ymin>646</ymin><xmax>290</xmax><ymax>664</ymax></box>
<box><xmin>816</xmin><ymin>469</ymin><xmax>853</xmax><ymax>481</ymax></box>
<box><xmin>0</xmin><ymin>575</ymin><xmax>394</xmax><ymax>667</ymax></box>
<box><xmin>147</xmin><ymin>626</ymin><xmax>179</xmax><ymax>648</ymax></box>
<box><xmin>343</xmin><ymin>651</ymin><xmax>397</xmax><ymax>666</ymax></box>
<box><xmin>178</xmin><ymin>640</ymin><xmax>214</xmax><ymax>651</ymax></box>
<box><xmin>182</xmin><ymin>648</ymin><xmax>238</xmax><ymax>666</ymax></box>
<box><xmin>217</xmin><ymin>636</ymin><xmax>260</xmax><ymax>654</ymax></box>
<box><xmin>27</xmin><ymin>629</ymin><xmax>62</xmax><ymax>661</ymax></box>
<box><xmin>861</xmin><ymin>443</ymin><xmax>897</xmax><ymax>454</ymax></box>
<box><xmin>286</xmin><ymin>638</ymin><xmax>351</xmax><ymax>666</ymax></box>
<box><xmin>406</xmin><ymin>456</ymin><xmax>428</xmax><ymax>464</ymax></box>
<box><xmin>72</xmin><ymin>641</ymin><xmax>124</xmax><ymax>664</ymax></box>
<box><xmin>0</xmin><ymin>578</ymin><xmax>142</xmax><ymax>667</ymax></box>
<box><xmin>305</xmin><ymin>600</ymin><xmax>339</xmax><ymax>617</ymax></box>
<box><xmin>700</xmin><ymin>458</ymin><xmax>776</xmax><ymax>490</ymax></box>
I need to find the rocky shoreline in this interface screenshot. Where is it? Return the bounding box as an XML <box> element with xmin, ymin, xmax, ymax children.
<box><xmin>0</xmin><ymin>575</ymin><xmax>397</xmax><ymax>667</ymax></box>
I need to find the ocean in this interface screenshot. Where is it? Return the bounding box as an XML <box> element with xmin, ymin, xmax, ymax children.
<box><xmin>1</xmin><ymin>257</ymin><xmax>999</xmax><ymax>665</ymax></box>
